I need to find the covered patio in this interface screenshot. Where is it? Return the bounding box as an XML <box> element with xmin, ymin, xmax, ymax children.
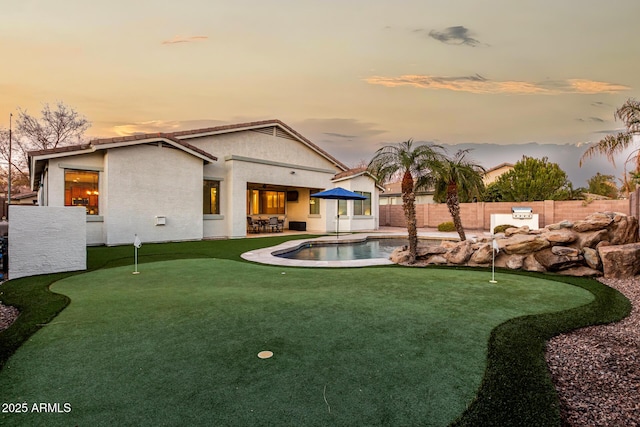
<box><xmin>245</xmin><ymin>182</ymin><xmax>323</xmax><ymax>234</ymax></box>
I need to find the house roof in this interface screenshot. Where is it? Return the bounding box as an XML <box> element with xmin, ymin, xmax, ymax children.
<box><xmin>485</xmin><ymin>162</ymin><xmax>514</xmax><ymax>174</ymax></box>
<box><xmin>28</xmin><ymin>119</ymin><xmax>350</xmax><ymax>190</ymax></box>
<box><xmin>168</xmin><ymin>119</ymin><xmax>348</xmax><ymax>171</ymax></box>
<box><xmin>11</xmin><ymin>191</ymin><xmax>37</xmax><ymax>200</ymax></box>
<box><xmin>29</xmin><ymin>133</ymin><xmax>218</xmax><ymax>189</ymax></box>
<box><xmin>332</xmin><ymin>167</ymin><xmax>385</xmax><ymax>190</ymax></box>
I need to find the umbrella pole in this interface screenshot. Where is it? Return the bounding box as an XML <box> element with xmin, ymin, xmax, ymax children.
<box><xmin>336</xmin><ymin>200</ymin><xmax>339</xmax><ymax>238</ymax></box>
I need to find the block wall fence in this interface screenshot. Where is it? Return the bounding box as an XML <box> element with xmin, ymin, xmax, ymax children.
<box><xmin>379</xmin><ymin>198</ymin><xmax>632</xmax><ymax>231</ymax></box>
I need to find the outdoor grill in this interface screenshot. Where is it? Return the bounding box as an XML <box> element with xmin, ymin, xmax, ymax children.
<box><xmin>511</xmin><ymin>206</ymin><xmax>533</xmax><ymax>220</ymax></box>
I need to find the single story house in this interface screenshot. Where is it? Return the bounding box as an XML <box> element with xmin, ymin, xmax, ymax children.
<box><xmin>483</xmin><ymin>162</ymin><xmax>514</xmax><ymax>186</ymax></box>
<box><xmin>29</xmin><ymin>120</ymin><xmax>381</xmax><ymax>245</ymax></box>
<box><xmin>379</xmin><ymin>181</ymin><xmax>435</xmax><ymax>205</ymax></box>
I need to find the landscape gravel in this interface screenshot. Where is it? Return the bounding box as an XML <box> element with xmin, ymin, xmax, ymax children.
<box><xmin>546</xmin><ymin>276</ymin><xmax>640</xmax><ymax>426</ymax></box>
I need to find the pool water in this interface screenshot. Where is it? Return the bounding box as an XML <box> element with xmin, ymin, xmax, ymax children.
<box><xmin>276</xmin><ymin>238</ymin><xmax>409</xmax><ymax>261</ymax></box>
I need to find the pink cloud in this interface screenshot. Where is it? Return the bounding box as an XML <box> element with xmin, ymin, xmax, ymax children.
<box><xmin>161</xmin><ymin>35</ymin><xmax>208</xmax><ymax>45</ymax></box>
<box><xmin>364</xmin><ymin>74</ymin><xmax>631</xmax><ymax>95</ymax></box>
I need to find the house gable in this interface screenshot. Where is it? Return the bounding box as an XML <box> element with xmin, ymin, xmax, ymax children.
<box><xmin>29</xmin><ymin>134</ymin><xmax>217</xmax><ymax>190</ymax></box>
<box><xmin>170</xmin><ymin>119</ymin><xmax>347</xmax><ymax>172</ymax></box>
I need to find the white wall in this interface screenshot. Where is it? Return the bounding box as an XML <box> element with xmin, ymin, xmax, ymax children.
<box><xmin>224</xmin><ymin>157</ymin><xmax>338</xmax><ymax>237</ymax></box>
<box><xmin>332</xmin><ymin>175</ymin><xmax>379</xmax><ymax>232</ymax></box>
<box><xmin>104</xmin><ymin>144</ymin><xmax>204</xmax><ymax>245</ymax></box>
<box><xmin>8</xmin><ymin>206</ymin><xmax>86</xmax><ymax>279</ymax></box>
<box><xmin>194</xmin><ymin>129</ymin><xmax>343</xmax><ymax>237</ymax></box>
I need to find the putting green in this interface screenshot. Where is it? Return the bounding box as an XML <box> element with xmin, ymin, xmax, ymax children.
<box><xmin>0</xmin><ymin>259</ymin><xmax>593</xmax><ymax>426</ymax></box>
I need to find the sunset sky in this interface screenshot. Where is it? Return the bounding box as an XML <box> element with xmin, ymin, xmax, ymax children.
<box><xmin>2</xmin><ymin>0</ymin><xmax>639</xmax><ymax>184</ymax></box>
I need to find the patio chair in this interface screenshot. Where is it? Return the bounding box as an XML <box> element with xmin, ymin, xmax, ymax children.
<box><xmin>268</xmin><ymin>216</ymin><xmax>282</xmax><ymax>232</ymax></box>
<box><xmin>247</xmin><ymin>217</ymin><xmax>260</xmax><ymax>233</ymax></box>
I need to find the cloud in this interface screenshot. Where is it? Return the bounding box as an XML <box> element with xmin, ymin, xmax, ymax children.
<box><xmin>364</xmin><ymin>74</ymin><xmax>631</xmax><ymax>95</ymax></box>
<box><xmin>161</xmin><ymin>35</ymin><xmax>208</xmax><ymax>45</ymax></box>
<box><xmin>111</xmin><ymin>119</ymin><xmax>227</xmax><ymax>136</ymax></box>
<box><xmin>324</xmin><ymin>132</ymin><xmax>357</xmax><ymax>139</ymax></box>
<box><xmin>427</xmin><ymin>26</ymin><xmax>482</xmax><ymax>47</ymax></box>
<box><xmin>294</xmin><ymin>118</ymin><xmax>388</xmax><ymax>167</ymax></box>
<box><xmin>577</xmin><ymin>117</ymin><xmax>605</xmax><ymax>123</ymax></box>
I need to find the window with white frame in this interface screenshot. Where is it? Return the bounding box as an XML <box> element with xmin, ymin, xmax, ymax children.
<box><xmin>203</xmin><ymin>180</ymin><xmax>220</xmax><ymax>214</ymax></box>
<box><xmin>353</xmin><ymin>191</ymin><xmax>372</xmax><ymax>215</ymax></box>
<box><xmin>64</xmin><ymin>169</ymin><xmax>99</xmax><ymax>215</ymax></box>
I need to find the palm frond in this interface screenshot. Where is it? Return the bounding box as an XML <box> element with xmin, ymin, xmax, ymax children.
<box><xmin>579</xmin><ymin>133</ymin><xmax>633</xmax><ymax>166</ymax></box>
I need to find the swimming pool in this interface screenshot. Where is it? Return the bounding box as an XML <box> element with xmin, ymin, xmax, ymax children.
<box><xmin>241</xmin><ymin>233</ymin><xmax>462</xmax><ymax>267</ymax></box>
<box><xmin>275</xmin><ymin>238</ymin><xmax>409</xmax><ymax>261</ymax></box>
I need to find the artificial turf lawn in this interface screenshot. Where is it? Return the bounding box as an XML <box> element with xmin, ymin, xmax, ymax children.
<box><xmin>0</xmin><ymin>258</ymin><xmax>594</xmax><ymax>426</ymax></box>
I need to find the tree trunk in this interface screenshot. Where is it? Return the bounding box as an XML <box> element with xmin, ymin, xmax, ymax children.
<box><xmin>446</xmin><ymin>183</ymin><xmax>466</xmax><ymax>241</ymax></box>
<box><xmin>402</xmin><ymin>170</ymin><xmax>417</xmax><ymax>263</ymax></box>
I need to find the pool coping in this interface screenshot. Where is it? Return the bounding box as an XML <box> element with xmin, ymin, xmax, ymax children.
<box><xmin>240</xmin><ymin>231</ymin><xmax>463</xmax><ymax>268</ymax></box>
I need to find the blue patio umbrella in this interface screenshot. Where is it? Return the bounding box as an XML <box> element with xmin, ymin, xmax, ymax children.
<box><xmin>310</xmin><ymin>187</ymin><xmax>366</xmax><ymax>237</ymax></box>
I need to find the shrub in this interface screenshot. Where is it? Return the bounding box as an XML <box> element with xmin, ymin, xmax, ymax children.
<box><xmin>493</xmin><ymin>224</ymin><xmax>516</xmax><ymax>234</ymax></box>
<box><xmin>437</xmin><ymin>222</ymin><xmax>456</xmax><ymax>232</ymax></box>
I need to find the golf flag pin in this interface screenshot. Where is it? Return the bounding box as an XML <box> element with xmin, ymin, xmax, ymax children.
<box><xmin>490</xmin><ymin>235</ymin><xmax>498</xmax><ymax>283</ymax></box>
<box><xmin>133</xmin><ymin>234</ymin><xmax>141</xmax><ymax>274</ymax></box>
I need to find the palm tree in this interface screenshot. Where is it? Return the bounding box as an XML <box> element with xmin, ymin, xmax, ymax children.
<box><xmin>368</xmin><ymin>139</ymin><xmax>445</xmax><ymax>263</ymax></box>
<box><xmin>581</xmin><ymin>98</ymin><xmax>640</xmax><ymax>170</ymax></box>
<box><xmin>428</xmin><ymin>149</ymin><xmax>486</xmax><ymax>241</ymax></box>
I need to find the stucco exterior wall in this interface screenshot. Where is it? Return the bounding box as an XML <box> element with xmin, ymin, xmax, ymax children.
<box><xmin>8</xmin><ymin>206</ymin><xmax>86</xmax><ymax>279</ymax></box>
<box><xmin>224</xmin><ymin>157</ymin><xmax>338</xmax><ymax>237</ymax></box>
<box><xmin>188</xmin><ymin>129</ymin><xmax>341</xmax><ymax>172</ymax></box>
<box><xmin>193</xmin><ymin>129</ymin><xmax>346</xmax><ymax>237</ymax></box>
<box><xmin>103</xmin><ymin>144</ymin><xmax>204</xmax><ymax>245</ymax></box>
<box><xmin>45</xmin><ymin>152</ymin><xmax>105</xmax><ymax>208</ymax></box>
<box><xmin>332</xmin><ymin>175</ymin><xmax>379</xmax><ymax>232</ymax></box>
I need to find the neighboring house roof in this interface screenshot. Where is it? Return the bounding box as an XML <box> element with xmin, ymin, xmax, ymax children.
<box><xmin>485</xmin><ymin>162</ymin><xmax>514</xmax><ymax>174</ymax></box>
<box><xmin>169</xmin><ymin>119</ymin><xmax>348</xmax><ymax>172</ymax></box>
<box><xmin>483</xmin><ymin>162</ymin><xmax>514</xmax><ymax>186</ymax></box>
<box><xmin>582</xmin><ymin>192</ymin><xmax>613</xmax><ymax>200</ymax></box>
<box><xmin>11</xmin><ymin>191</ymin><xmax>37</xmax><ymax>201</ymax></box>
<box><xmin>29</xmin><ymin>133</ymin><xmax>218</xmax><ymax>189</ymax></box>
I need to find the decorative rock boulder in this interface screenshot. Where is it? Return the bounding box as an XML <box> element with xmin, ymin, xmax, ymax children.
<box><xmin>501</xmin><ymin>234</ymin><xmax>550</xmax><ymax>255</ymax></box>
<box><xmin>523</xmin><ymin>254</ymin><xmax>546</xmax><ymax>272</ymax></box>
<box><xmin>582</xmin><ymin>247</ymin><xmax>601</xmax><ymax>270</ymax></box>
<box><xmin>390</xmin><ymin>247</ymin><xmax>412</xmax><ymax>264</ymax></box>
<box><xmin>545</xmin><ymin>229</ymin><xmax>578</xmax><ymax>244</ymax></box>
<box><xmin>534</xmin><ymin>248</ymin><xmax>583</xmax><ymax>272</ymax></box>
<box><xmin>505</xmin><ymin>226</ymin><xmax>530</xmax><ymax>237</ymax></box>
<box><xmin>445</xmin><ymin>240</ymin><xmax>474</xmax><ymax>264</ymax></box>
<box><xmin>557</xmin><ymin>266</ymin><xmax>602</xmax><ymax>277</ymax></box>
<box><xmin>469</xmin><ymin>243</ymin><xmax>494</xmax><ymax>264</ymax></box>
<box><xmin>598</xmin><ymin>243</ymin><xmax>640</xmax><ymax>279</ymax></box>
<box><xmin>608</xmin><ymin>213</ymin><xmax>639</xmax><ymax>245</ymax></box>
<box><xmin>390</xmin><ymin>212</ymin><xmax>639</xmax><ymax>278</ymax></box>
<box><xmin>547</xmin><ymin>220</ymin><xmax>573</xmax><ymax>230</ymax></box>
<box><xmin>577</xmin><ymin>229</ymin><xmax>609</xmax><ymax>249</ymax></box>
<box><xmin>506</xmin><ymin>254</ymin><xmax>525</xmax><ymax>270</ymax></box>
<box><xmin>573</xmin><ymin>212</ymin><xmax>614</xmax><ymax>232</ymax></box>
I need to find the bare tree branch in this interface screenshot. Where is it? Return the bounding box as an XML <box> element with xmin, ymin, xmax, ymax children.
<box><xmin>0</xmin><ymin>102</ymin><xmax>91</xmax><ymax>190</ymax></box>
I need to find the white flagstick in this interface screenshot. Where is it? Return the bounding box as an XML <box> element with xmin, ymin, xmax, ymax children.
<box><xmin>133</xmin><ymin>234</ymin><xmax>142</xmax><ymax>275</ymax></box>
<box><xmin>490</xmin><ymin>234</ymin><xmax>498</xmax><ymax>283</ymax></box>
